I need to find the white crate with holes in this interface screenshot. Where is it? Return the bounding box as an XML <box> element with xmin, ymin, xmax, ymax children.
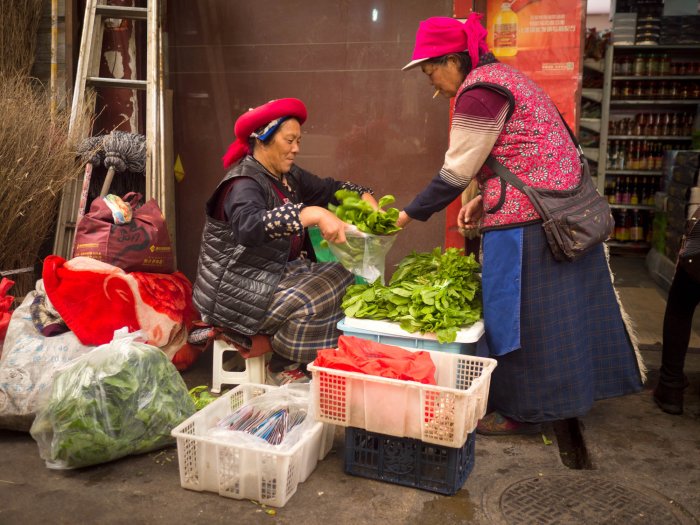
<box><xmin>307</xmin><ymin>348</ymin><xmax>497</xmax><ymax>449</ymax></box>
<box><xmin>171</xmin><ymin>383</ymin><xmax>335</xmax><ymax>508</ymax></box>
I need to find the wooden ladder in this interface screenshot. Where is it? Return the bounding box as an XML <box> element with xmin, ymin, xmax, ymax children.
<box><xmin>53</xmin><ymin>0</ymin><xmax>175</xmax><ymax>262</ymax></box>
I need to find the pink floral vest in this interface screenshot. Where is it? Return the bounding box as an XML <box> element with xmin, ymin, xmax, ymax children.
<box><xmin>458</xmin><ymin>63</ymin><xmax>581</xmax><ymax>229</ymax></box>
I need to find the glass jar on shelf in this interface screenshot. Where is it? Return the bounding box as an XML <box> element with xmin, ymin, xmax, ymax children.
<box><xmin>633</xmin><ymin>54</ymin><xmax>647</xmax><ymax>77</ymax></box>
<box><xmin>620</xmin><ymin>55</ymin><xmax>633</xmax><ymax>76</ymax></box>
<box><xmin>634</xmin><ymin>81</ymin><xmax>644</xmax><ymax>99</ymax></box>
<box><xmin>611</xmin><ymin>81</ymin><xmax>621</xmax><ymax>99</ymax></box>
<box><xmin>659</xmin><ymin>54</ymin><xmax>671</xmax><ymax>76</ymax></box>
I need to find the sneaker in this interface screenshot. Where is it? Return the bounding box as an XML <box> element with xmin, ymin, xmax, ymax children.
<box><xmin>266</xmin><ymin>363</ymin><xmax>311</xmax><ymax>386</ymax></box>
<box><xmin>476</xmin><ymin>411</ymin><xmax>542</xmax><ymax>436</ymax></box>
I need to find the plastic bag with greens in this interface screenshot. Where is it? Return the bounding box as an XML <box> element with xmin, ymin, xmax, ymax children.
<box><xmin>30</xmin><ymin>328</ymin><xmax>196</xmax><ymax>469</ymax></box>
<box><xmin>327</xmin><ymin>225</ymin><xmax>397</xmax><ymax>284</ymax></box>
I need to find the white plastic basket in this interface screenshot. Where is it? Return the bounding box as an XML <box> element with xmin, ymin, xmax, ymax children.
<box><xmin>307</xmin><ymin>348</ymin><xmax>497</xmax><ymax>448</ymax></box>
<box><xmin>171</xmin><ymin>383</ymin><xmax>335</xmax><ymax>508</ymax></box>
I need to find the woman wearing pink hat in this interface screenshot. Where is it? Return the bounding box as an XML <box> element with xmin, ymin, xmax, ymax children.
<box><xmin>193</xmin><ymin>98</ymin><xmax>378</xmax><ymax>385</ymax></box>
<box><xmin>398</xmin><ymin>15</ymin><xmax>643</xmax><ymax>434</ymax></box>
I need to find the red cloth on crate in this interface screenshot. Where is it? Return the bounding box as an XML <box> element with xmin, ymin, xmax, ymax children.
<box><xmin>0</xmin><ymin>277</ymin><xmax>15</xmax><ymax>342</ymax></box>
<box><xmin>314</xmin><ymin>335</ymin><xmax>437</xmax><ymax>385</ymax></box>
<box><xmin>42</xmin><ymin>255</ymin><xmax>202</xmax><ymax>370</ymax></box>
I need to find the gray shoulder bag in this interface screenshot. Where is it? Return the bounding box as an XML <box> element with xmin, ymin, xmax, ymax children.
<box><xmin>484</xmin><ymin>134</ymin><xmax>614</xmax><ymax>262</ymax></box>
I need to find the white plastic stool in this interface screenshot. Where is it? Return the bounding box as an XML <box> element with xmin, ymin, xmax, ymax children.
<box><xmin>211</xmin><ymin>338</ymin><xmax>266</xmax><ymax>393</ymax></box>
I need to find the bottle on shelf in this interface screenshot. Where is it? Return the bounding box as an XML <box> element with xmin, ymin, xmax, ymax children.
<box><xmin>622</xmin><ymin>176</ymin><xmax>632</xmax><ymax>203</ymax></box>
<box><xmin>692</xmin><ymin>105</ymin><xmax>700</xmax><ymax>150</ymax></box>
<box><xmin>630</xmin><ymin>177</ymin><xmax>639</xmax><ymax>204</ymax></box>
<box><xmin>605</xmin><ymin>178</ymin><xmax>616</xmax><ymax>204</ymax></box>
<box><xmin>614</xmin><ymin>176</ymin><xmax>623</xmax><ymax>204</ymax></box>
<box><xmin>630</xmin><ymin>209</ymin><xmax>644</xmax><ymax>242</ymax></box>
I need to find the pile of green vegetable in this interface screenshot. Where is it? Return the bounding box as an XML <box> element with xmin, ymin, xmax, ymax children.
<box><xmin>341</xmin><ymin>247</ymin><xmax>482</xmax><ymax>343</ymax></box>
<box><xmin>328</xmin><ymin>190</ymin><xmax>401</xmax><ymax>235</ymax></box>
<box><xmin>30</xmin><ymin>339</ymin><xmax>196</xmax><ymax>469</ymax></box>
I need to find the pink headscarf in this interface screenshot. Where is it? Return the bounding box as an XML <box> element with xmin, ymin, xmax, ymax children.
<box><xmin>402</xmin><ymin>13</ymin><xmax>490</xmax><ymax>71</ymax></box>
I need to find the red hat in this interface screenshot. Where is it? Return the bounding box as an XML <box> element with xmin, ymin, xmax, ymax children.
<box><xmin>222</xmin><ymin>98</ymin><xmax>307</xmax><ymax>168</ymax></box>
<box><xmin>402</xmin><ymin>14</ymin><xmax>489</xmax><ymax>71</ymax></box>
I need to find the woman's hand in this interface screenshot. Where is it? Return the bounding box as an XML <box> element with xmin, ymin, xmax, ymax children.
<box><xmin>300</xmin><ymin>206</ymin><xmax>347</xmax><ymax>243</ymax></box>
<box><xmin>396</xmin><ymin>210</ymin><xmax>412</xmax><ymax>228</ymax></box>
<box><xmin>457</xmin><ymin>195</ymin><xmax>483</xmax><ymax>231</ymax></box>
<box><xmin>361</xmin><ymin>192</ymin><xmax>379</xmax><ymax>209</ymax></box>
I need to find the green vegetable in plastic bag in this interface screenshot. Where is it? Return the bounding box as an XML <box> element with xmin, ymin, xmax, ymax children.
<box><xmin>324</xmin><ymin>190</ymin><xmax>400</xmax><ymax>283</ymax></box>
<box><xmin>30</xmin><ymin>329</ymin><xmax>196</xmax><ymax>469</ymax></box>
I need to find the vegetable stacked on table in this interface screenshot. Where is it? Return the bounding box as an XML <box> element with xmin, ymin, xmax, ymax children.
<box><xmin>341</xmin><ymin>247</ymin><xmax>482</xmax><ymax>343</ymax></box>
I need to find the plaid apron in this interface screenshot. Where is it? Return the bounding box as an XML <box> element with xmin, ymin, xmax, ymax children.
<box><xmin>259</xmin><ymin>258</ymin><xmax>354</xmax><ymax>363</ymax></box>
<box><xmin>487</xmin><ymin>223</ymin><xmax>643</xmax><ymax>423</ymax></box>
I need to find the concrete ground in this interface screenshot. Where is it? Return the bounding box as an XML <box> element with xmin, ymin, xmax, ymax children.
<box><xmin>1</xmin><ymin>254</ymin><xmax>699</xmax><ymax>525</ymax></box>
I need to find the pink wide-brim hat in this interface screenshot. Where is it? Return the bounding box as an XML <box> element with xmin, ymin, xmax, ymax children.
<box><xmin>222</xmin><ymin>98</ymin><xmax>307</xmax><ymax>168</ymax></box>
<box><xmin>402</xmin><ymin>13</ymin><xmax>489</xmax><ymax>71</ymax></box>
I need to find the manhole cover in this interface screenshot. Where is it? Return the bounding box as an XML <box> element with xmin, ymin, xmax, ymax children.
<box><xmin>495</xmin><ymin>474</ymin><xmax>693</xmax><ymax>525</ymax></box>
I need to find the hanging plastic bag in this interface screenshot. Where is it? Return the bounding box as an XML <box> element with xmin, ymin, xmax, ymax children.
<box><xmin>313</xmin><ymin>335</ymin><xmax>437</xmax><ymax>385</ymax></box>
<box><xmin>29</xmin><ymin>328</ymin><xmax>196</xmax><ymax>469</ymax></box>
<box><xmin>327</xmin><ymin>225</ymin><xmax>397</xmax><ymax>284</ymax></box>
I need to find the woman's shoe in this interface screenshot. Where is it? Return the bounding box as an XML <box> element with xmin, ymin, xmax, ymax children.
<box><xmin>476</xmin><ymin>411</ymin><xmax>542</xmax><ymax>436</ymax></box>
<box><xmin>653</xmin><ymin>382</ymin><xmax>684</xmax><ymax>415</ymax></box>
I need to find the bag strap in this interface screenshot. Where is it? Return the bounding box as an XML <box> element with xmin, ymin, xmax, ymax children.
<box><xmin>123</xmin><ymin>192</ymin><xmax>143</xmax><ymax>208</ymax></box>
<box><xmin>484</xmin><ymin>109</ymin><xmax>590</xmax><ymax>204</ymax></box>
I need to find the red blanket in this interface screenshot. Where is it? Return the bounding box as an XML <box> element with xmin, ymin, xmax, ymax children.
<box><xmin>42</xmin><ymin>255</ymin><xmax>201</xmax><ymax>370</ymax></box>
<box><xmin>0</xmin><ymin>277</ymin><xmax>14</xmax><ymax>344</ymax></box>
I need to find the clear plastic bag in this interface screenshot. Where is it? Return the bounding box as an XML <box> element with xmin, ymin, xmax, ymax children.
<box><xmin>327</xmin><ymin>225</ymin><xmax>397</xmax><ymax>284</ymax></box>
<box><xmin>205</xmin><ymin>383</ymin><xmax>315</xmax><ymax>453</ymax></box>
<box><xmin>29</xmin><ymin>328</ymin><xmax>196</xmax><ymax>469</ymax></box>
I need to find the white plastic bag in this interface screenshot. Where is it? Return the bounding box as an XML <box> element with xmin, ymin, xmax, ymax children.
<box><xmin>327</xmin><ymin>225</ymin><xmax>397</xmax><ymax>284</ymax></box>
<box><xmin>0</xmin><ymin>282</ymin><xmax>94</xmax><ymax>431</ymax></box>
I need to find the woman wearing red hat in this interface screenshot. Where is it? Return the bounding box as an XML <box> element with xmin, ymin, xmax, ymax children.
<box><xmin>398</xmin><ymin>15</ymin><xmax>643</xmax><ymax>434</ymax></box>
<box><xmin>193</xmin><ymin>98</ymin><xmax>377</xmax><ymax>385</ymax></box>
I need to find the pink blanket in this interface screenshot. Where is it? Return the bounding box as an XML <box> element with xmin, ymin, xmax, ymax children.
<box><xmin>42</xmin><ymin>256</ymin><xmax>200</xmax><ymax>369</ymax></box>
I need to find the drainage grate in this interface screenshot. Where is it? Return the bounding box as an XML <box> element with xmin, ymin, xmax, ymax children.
<box><xmin>499</xmin><ymin>474</ymin><xmax>690</xmax><ymax>525</ymax></box>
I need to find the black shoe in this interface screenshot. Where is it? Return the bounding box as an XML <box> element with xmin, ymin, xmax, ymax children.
<box><xmin>653</xmin><ymin>382</ymin><xmax>685</xmax><ymax>415</ymax></box>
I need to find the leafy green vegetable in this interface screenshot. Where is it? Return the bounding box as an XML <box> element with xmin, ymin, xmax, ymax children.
<box><xmin>341</xmin><ymin>247</ymin><xmax>482</xmax><ymax>343</ymax></box>
<box><xmin>329</xmin><ymin>189</ymin><xmax>401</xmax><ymax>235</ymax></box>
<box><xmin>189</xmin><ymin>385</ymin><xmax>217</xmax><ymax>410</ymax></box>
<box><xmin>30</xmin><ymin>340</ymin><xmax>196</xmax><ymax>469</ymax></box>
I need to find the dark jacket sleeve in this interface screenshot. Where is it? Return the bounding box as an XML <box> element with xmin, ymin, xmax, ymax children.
<box><xmin>404</xmin><ymin>173</ymin><xmax>465</xmax><ymax>221</ymax></box>
<box><xmin>224</xmin><ymin>177</ymin><xmax>272</xmax><ymax>246</ymax></box>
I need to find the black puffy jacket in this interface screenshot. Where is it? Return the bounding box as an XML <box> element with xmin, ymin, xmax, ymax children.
<box><xmin>192</xmin><ymin>157</ymin><xmax>290</xmax><ymax>335</ymax></box>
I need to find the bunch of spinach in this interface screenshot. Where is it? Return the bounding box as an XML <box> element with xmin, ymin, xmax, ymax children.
<box><xmin>329</xmin><ymin>189</ymin><xmax>401</xmax><ymax>235</ymax></box>
<box><xmin>341</xmin><ymin>247</ymin><xmax>482</xmax><ymax>343</ymax></box>
<box><xmin>30</xmin><ymin>340</ymin><xmax>196</xmax><ymax>469</ymax></box>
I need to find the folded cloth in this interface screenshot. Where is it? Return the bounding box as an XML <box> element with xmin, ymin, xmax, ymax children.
<box><xmin>42</xmin><ymin>255</ymin><xmax>202</xmax><ymax>370</ymax></box>
<box><xmin>30</xmin><ymin>293</ymin><xmax>69</xmax><ymax>337</ymax></box>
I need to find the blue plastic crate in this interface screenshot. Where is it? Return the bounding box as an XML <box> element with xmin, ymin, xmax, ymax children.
<box><xmin>337</xmin><ymin>318</ymin><xmax>476</xmax><ymax>355</ymax></box>
<box><xmin>344</xmin><ymin>427</ymin><xmax>475</xmax><ymax>495</ymax></box>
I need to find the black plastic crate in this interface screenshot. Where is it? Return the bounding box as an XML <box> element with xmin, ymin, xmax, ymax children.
<box><xmin>344</xmin><ymin>427</ymin><xmax>475</xmax><ymax>495</ymax></box>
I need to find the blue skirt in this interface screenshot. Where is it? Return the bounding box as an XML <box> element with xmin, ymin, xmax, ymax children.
<box><xmin>487</xmin><ymin>223</ymin><xmax>643</xmax><ymax>423</ymax></box>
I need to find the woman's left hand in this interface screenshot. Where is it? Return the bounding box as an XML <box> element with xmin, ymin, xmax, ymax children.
<box><xmin>457</xmin><ymin>195</ymin><xmax>483</xmax><ymax>230</ymax></box>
